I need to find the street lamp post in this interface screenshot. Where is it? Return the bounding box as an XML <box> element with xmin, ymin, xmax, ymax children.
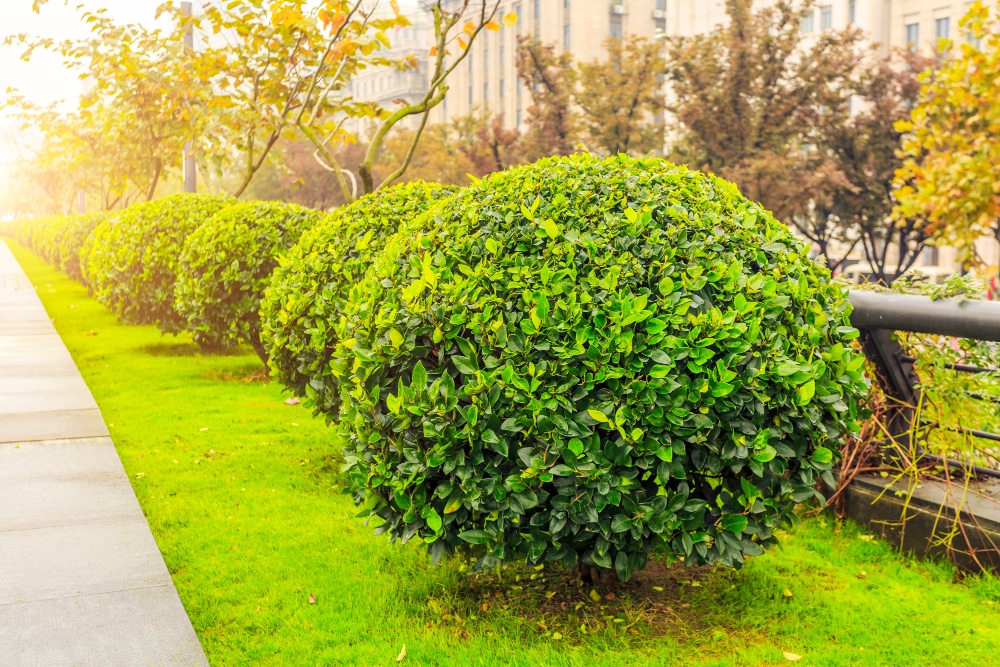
<box><xmin>181</xmin><ymin>1</ymin><xmax>197</xmax><ymax>194</ymax></box>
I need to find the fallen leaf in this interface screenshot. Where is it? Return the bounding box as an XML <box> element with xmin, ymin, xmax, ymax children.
<box><xmin>652</xmin><ymin>586</ymin><xmax>664</xmax><ymax>592</ymax></box>
<box><xmin>200</xmin><ymin>428</ymin><xmax>209</xmax><ymax>432</ymax></box>
<box><xmin>308</xmin><ymin>593</ymin><xmax>316</xmax><ymax>604</ymax></box>
<box><xmin>551</xmin><ymin>631</ymin><xmax>562</xmax><ymax>640</ymax></box>
<box><xmin>783</xmin><ymin>588</ymin><xmax>794</xmax><ymax>598</ymax></box>
<box><xmin>135</xmin><ymin>472</ymin><xmax>145</xmax><ymax>479</ymax></box>
<box><xmin>783</xmin><ymin>651</ymin><xmax>802</xmax><ymax>661</ymax></box>
<box><xmin>604</xmin><ymin>592</ymin><xmax>616</xmax><ymax>601</ymax></box>
<box><xmin>588</xmin><ymin>589</ymin><xmax>602</xmax><ymax>604</ymax></box>
<box><xmin>284</xmin><ymin>397</ymin><xmax>300</xmax><ymax>405</ymax></box>
<box><xmin>859</xmin><ymin>534</ymin><xmax>875</xmax><ymax>542</ymax></box>
<box><xmin>396</xmin><ymin>645</ymin><xmax>406</xmax><ymax>662</ymax></box>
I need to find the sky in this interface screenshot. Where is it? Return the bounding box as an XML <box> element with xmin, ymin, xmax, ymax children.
<box><xmin>0</xmin><ymin>0</ymin><xmax>169</xmax><ymax>168</ymax></box>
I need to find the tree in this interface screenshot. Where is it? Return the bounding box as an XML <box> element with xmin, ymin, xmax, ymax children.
<box><xmin>5</xmin><ymin>4</ymin><xmax>213</xmax><ymax>202</ymax></box>
<box><xmin>452</xmin><ymin>113</ymin><xmax>525</xmax><ymax>174</ymax></box>
<box><xmin>517</xmin><ymin>38</ymin><xmax>579</xmax><ymax>159</ymax></box>
<box><xmin>298</xmin><ymin>1</ymin><xmax>518</xmax><ymax>203</ymax></box>
<box><xmin>517</xmin><ymin>35</ymin><xmax>664</xmax><ymax>158</ymax></box>
<box><xmin>193</xmin><ymin>0</ymin><xmax>407</xmax><ymax>197</ymax></box>
<box><xmin>574</xmin><ymin>37</ymin><xmax>666</xmax><ymax>156</ymax></box>
<box><xmin>894</xmin><ymin>1</ymin><xmax>1000</xmax><ymax>267</ymax></box>
<box><xmin>664</xmin><ymin>0</ymin><xmax>865</xmax><ymax>225</ymax></box>
<box><xmin>812</xmin><ymin>49</ymin><xmax>935</xmax><ymax>283</ymax></box>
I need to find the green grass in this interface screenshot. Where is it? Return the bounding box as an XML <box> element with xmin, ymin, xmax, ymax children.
<box><xmin>8</xmin><ymin>237</ymin><xmax>1000</xmax><ymax>667</ymax></box>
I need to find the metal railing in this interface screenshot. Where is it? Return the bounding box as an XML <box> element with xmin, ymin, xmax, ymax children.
<box><xmin>847</xmin><ymin>290</ymin><xmax>1000</xmax><ymax>477</ymax></box>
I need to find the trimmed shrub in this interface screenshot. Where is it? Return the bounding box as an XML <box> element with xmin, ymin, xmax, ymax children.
<box><xmin>53</xmin><ymin>213</ymin><xmax>108</xmax><ymax>283</ymax></box>
<box><xmin>81</xmin><ymin>193</ymin><xmax>234</xmax><ymax>330</ymax></box>
<box><xmin>261</xmin><ymin>181</ymin><xmax>455</xmax><ymax>412</ymax></box>
<box><xmin>174</xmin><ymin>201</ymin><xmax>324</xmax><ymax>360</ymax></box>
<box><xmin>333</xmin><ymin>155</ymin><xmax>868</xmax><ymax>578</ymax></box>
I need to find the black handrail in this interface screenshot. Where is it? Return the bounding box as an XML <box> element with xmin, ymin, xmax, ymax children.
<box><xmin>848</xmin><ymin>291</ymin><xmax>1000</xmax><ymax>342</ymax></box>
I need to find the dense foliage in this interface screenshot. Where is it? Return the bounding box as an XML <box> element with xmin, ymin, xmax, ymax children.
<box><xmin>81</xmin><ymin>193</ymin><xmax>233</xmax><ymax>331</ymax></box>
<box><xmin>175</xmin><ymin>201</ymin><xmax>324</xmax><ymax>360</ymax></box>
<box><xmin>52</xmin><ymin>213</ymin><xmax>108</xmax><ymax>282</ymax></box>
<box><xmin>261</xmin><ymin>181</ymin><xmax>455</xmax><ymax>410</ymax></box>
<box><xmin>332</xmin><ymin>155</ymin><xmax>868</xmax><ymax>579</ymax></box>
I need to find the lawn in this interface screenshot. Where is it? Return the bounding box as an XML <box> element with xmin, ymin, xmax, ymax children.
<box><xmin>8</xmin><ymin>237</ymin><xmax>1000</xmax><ymax>667</ymax></box>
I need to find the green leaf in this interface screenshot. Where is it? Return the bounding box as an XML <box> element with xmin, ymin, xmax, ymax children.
<box><xmin>753</xmin><ymin>445</ymin><xmax>777</xmax><ymax>463</ymax></box>
<box><xmin>424</xmin><ymin>507</ymin><xmax>442</xmax><ymax>532</ymax></box>
<box><xmin>649</xmin><ymin>364</ymin><xmax>671</xmax><ymax>379</ymax></box>
<box><xmin>645</xmin><ymin>318</ymin><xmax>667</xmax><ymax>335</ymax></box>
<box><xmin>797</xmin><ymin>380</ymin><xmax>816</xmax><ymax>405</ymax></box>
<box><xmin>720</xmin><ymin>514</ymin><xmax>748</xmax><ymax>533</ymax></box>
<box><xmin>542</xmin><ymin>218</ymin><xmax>560</xmax><ymax>239</ymax></box>
<box><xmin>458</xmin><ymin>529</ymin><xmax>490</xmax><ymax>544</ymax></box>
<box><xmin>389</xmin><ymin>328</ymin><xmax>404</xmax><ymax>347</ymax></box>
<box><xmin>568</xmin><ymin>438</ymin><xmax>585</xmax><ymax>456</ymax></box>
<box><xmin>411</xmin><ymin>361</ymin><xmax>427</xmax><ymax>389</ymax></box>
<box><xmin>810</xmin><ymin>447</ymin><xmax>833</xmax><ymax>465</ymax></box>
<box><xmin>587</xmin><ymin>409</ymin><xmax>609</xmax><ymax>423</ymax></box>
<box><xmin>453</xmin><ymin>356</ymin><xmax>477</xmax><ymax>375</ymax></box>
<box><xmin>444</xmin><ymin>496</ymin><xmax>463</xmax><ymax>514</ymax></box>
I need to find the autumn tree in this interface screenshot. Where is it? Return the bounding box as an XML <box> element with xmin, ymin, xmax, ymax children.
<box><xmin>192</xmin><ymin>0</ymin><xmax>408</xmax><ymax>197</ymax></box>
<box><xmin>894</xmin><ymin>1</ymin><xmax>1000</xmax><ymax>267</ymax></box>
<box><xmin>574</xmin><ymin>37</ymin><xmax>666</xmax><ymax>156</ymax></box>
<box><xmin>665</xmin><ymin>0</ymin><xmax>865</xmax><ymax>225</ymax></box>
<box><xmin>6</xmin><ymin>3</ymin><xmax>213</xmax><ymax>202</ymax></box>
<box><xmin>517</xmin><ymin>38</ymin><xmax>578</xmax><ymax>159</ymax></box>
<box><xmin>809</xmin><ymin>49</ymin><xmax>935</xmax><ymax>283</ymax></box>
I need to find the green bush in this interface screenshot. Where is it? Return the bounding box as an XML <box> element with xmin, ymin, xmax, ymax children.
<box><xmin>174</xmin><ymin>201</ymin><xmax>324</xmax><ymax>360</ymax></box>
<box><xmin>81</xmin><ymin>193</ymin><xmax>234</xmax><ymax>330</ymax></box>
<box><xmin>261</xmin><ymin>181</ymin><xmax>455</xmax><ymax>412</ymax></box>
<box><xmin>333</xmin><ymin>155</ymin><xmax>868</xmax><ymax>578</ymax></box>
<box><xmin>53</xmin><ymin>213</ymin><xmax>108</xmax><ymax>283</ymax></box>
<box><xmin>22</xmin><ymin>216</ymin><xmax>69</xmax><ymax>264</ymax></box>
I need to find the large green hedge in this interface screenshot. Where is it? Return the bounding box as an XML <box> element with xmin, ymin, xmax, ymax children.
<box><xmin>53</xmin><ymin>213</ymin><xmax>108</xmax><ymax>283</ymax></box>
<box><xmin>260</xmin><ymin>181</ymin><xmax>455</xmax><ymax>412</ymax></box>
<box><xmin>175</xmin><ymin>201</ymin><xmax>324</xmax><ymax>360</ymax></box>
<box><xmin>81</xmin><ymin>193</ymin><xmax>234</xmax><ymax>331</ymax></box>
<box><xmin>331</xmin><ymin>155</ymin><xmax>868</xmax><ymax>578</ymax></box>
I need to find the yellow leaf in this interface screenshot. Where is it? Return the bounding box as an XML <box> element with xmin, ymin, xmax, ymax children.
<box><xmin>396</xmin><ymin>645</ymin><xmax>406</xmax><ymax>662</ymax></box>
<box><xmin>458</xmin><ymin>35</ymin><xmax>467</xmax><ymax>50</ymax></box>
<box><xmin>502</xmin><ymin>13</ymin><xmax>518</xmax><ymax>27</ymax></box>
<box><xmin>485</xmin><ymin>19</ymin><xmax>500</xmax><ymax>32</ymax></box>
<box><xmin>463</xmin><ymin>20</ymin><xmax>476</xmax><ymax>36</ymax></box>
<box><xmin>429</xmin><ymin>45</ymin><xmax>437</xmax><ymax>56</ymax></box>
<box><xmin>783</xmin><ymin>652</ymin><xmax>802</xmax><ymax>662</ymax></box>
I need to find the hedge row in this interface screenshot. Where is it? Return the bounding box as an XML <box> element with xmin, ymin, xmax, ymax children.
<box><xmin>0</xmin><ymin>156</ymin><xmax>868</xmax><ymax>579</ymax></box>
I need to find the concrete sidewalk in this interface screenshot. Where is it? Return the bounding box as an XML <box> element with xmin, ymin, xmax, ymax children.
<box><xmin>0</xmin><ymin>242</ymin><xmax>208</xmax><ymax>666</ymax></box>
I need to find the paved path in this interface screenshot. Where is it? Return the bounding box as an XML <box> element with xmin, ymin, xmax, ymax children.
<box><xmin>0</xmin><ymin>242</ymin><xmax>208</xmax><ymax>666</ymax></box>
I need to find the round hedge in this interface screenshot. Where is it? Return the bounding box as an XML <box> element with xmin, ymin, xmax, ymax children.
<box><xmin>81</xmin><ymin>193</ymin><xmax>234</xmax><ymax>330</ymax></box>
<box><xmin>53</xmin><ymin>213</ymin><xmax>107</xmax><ymax>283</ymax></box>
<box><xmin>260</xmin><ymin>181</ymin><xmax>455</xmax><ymax>412</ymax></box>
<box><xmin>174</xmin><ymin>201</ymin><xmax>324</xmax><ymax>360</ymax></box>
<box><xmin>333</xmin><ymin>155</ymin><xmax>868</xmax><ymax>578</ymax></box>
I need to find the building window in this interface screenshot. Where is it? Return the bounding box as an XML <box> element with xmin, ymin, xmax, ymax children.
<box><xmin>801</xmin><ymin>11</ymin><xmax>814</xmax><ymax>33</ymax></box>
<box><xmin>484</xmin><ymin>82</ymin><xmax>489</xmax><ymax>101</ymax></box>
<box><xmin>513</xmin><ymin>3</ymin><xmax>521</xmax><ymax>34</ymax></box>
<box><xmin>923</xmin><ymin>245</ymin><xmax>940</xmax><ymax>266</ymax></box>
<box><xmin>534</xmin><ymin>0</ymin><xmax>541</xmax><ymax>36</ymax></box>
<box><xmin>906</xmin><ymin>22</ymin><xmax>919</xmax><ymax>49</ymax></box>
<box><xmin>820</xmin><ymin>5</ymin><xmax>832</xmax><ymax>29</ymax></box>
<box><xmin>936</xmin><ymin>17</ymin><xmax>950</xmax><ymax>39</ymax></box>
<box><xmin>499</xmin><ymin>42</ymin><xmax>505</xmax><ymax>64</ymax></box>
<box><xmin>500</xmin><ymin>77</ymin><xmax>505</xmax><ymax>98</ymax></box>
<box><xmin>563</xmin><ymin>0</ymin><xmax>571</xmax><ymax>49</ymax></box>
<box><xmin>656</xmin><ymin>0</ymin><xmax>666</xmax><ymax>8</ymax></box>
<box><xmin>517</xmin><ymin>108</ymin><xmax>522</xmax><ymax>127</ymax></box>
<box><xmin>610</xmin><ymin>14</ymin><xmax>623</xmax><ymax>40</ymax></box>
<box><xmin>848</xmin><ymin>0</ymin><xmax>856</xmax><ymax>23</ymax></box>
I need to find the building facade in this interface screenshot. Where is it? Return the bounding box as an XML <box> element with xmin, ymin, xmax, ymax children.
<box><xmin>427</xmin><ymin>0</ymin><xmax>664</xmax><ymax>129</ymax></box>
